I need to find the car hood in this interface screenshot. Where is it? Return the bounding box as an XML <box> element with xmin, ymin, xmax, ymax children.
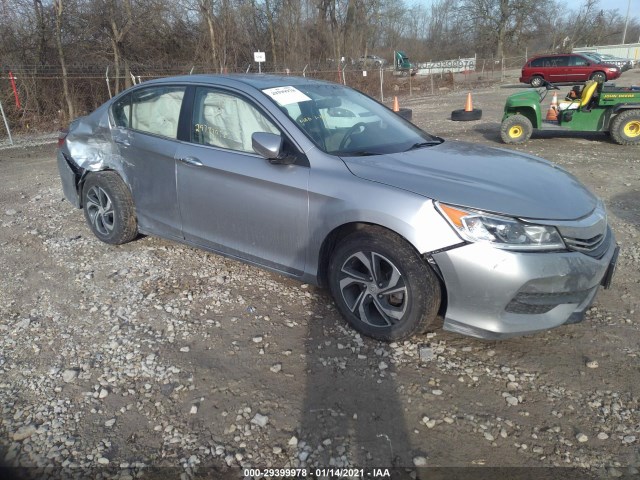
<box><xmin>340</xmin><ymin>141</ymin><xmax>598</xmax><ymax>221</ymax></box>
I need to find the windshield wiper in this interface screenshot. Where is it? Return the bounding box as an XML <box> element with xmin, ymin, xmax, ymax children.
<box><xmin>404</xmin><ymin>140</ymin><xmax>442</xmax><ymax>151</ymax></box>
<box><xmin>334</xmin><ymin>150</ymin><xmax>380</xmax><ymax>156</ymax></box>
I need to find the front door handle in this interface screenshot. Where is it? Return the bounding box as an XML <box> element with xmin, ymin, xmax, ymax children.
<box><xmin>178</xmin><ymin>156</ymin><xmax>203</xmax><ymax>167</ymax></box>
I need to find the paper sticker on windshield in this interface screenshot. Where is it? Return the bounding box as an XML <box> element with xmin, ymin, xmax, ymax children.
<box><xmin>263</xmin><ymin>86</ymin><xmax>311</xmax><ymax>105</ymax></box>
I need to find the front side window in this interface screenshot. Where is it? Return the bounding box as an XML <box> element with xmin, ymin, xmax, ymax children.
<box><xmin>192</xmin><ymin>88</ymin><xmax>279</xmax><ymax>153</ymax></box>
<box><xmin>262</xmin><ymin>83</ymin><xmax>440</xmax><ymax>155</ymax></box>
<box><xmin>112</xmin><ymin>94</ymin><xmax>130</xmax><ymax>128</ymax></box>
<box><xmin>569</xmin><ymin>55</ymin><xmax>590</xmax><ymax>67</ymax></box>
<box><xmin>127</xmin><ymin>86</ymin><xmax>185</xmax><ymax>139</ymax></box>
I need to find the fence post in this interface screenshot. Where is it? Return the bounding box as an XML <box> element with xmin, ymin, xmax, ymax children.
<box><xmin>0</xmin><ymin>101</ymin><xmax>13</xmax><ymax>145</ymax></box>
<box><xmin>379</xmin><ymin>66</ymin><xmax>384</xmax><ymax>102</ymax></box>
<box><xmin>9</xmin><ymin>72</ymin><xmax>21</xmax><ymax>109</ymax></box>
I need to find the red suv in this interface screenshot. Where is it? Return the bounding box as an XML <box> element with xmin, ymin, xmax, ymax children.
<box><xmin>520</xmin><ymin>53</ymin><xmax>621</xmax><ymax>87</ymax></box>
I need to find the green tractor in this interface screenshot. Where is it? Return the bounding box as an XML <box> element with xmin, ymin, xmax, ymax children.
<box><xmin>500</xmin><ymin>80</ymin><xmax>640</xmax><ymax>145</ymax></box>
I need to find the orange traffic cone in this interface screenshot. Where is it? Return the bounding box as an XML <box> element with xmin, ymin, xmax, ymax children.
<box><xmin>546</xmin><ymin>105</ymin><xmax>558</xmax><ymax>121</ymax></box>
<box><xmin>550</xmin><ymin>92</ymin><xmax>558</xmax><ymax>110</ymax></box>
<box><xmin>393</xmin><ymin>96</ymin><xmax>400</xmax><ymax>112</ymax></box>
<box><xmin>464</xmin><ymin>93</ymin><xmax>473</xmax><ymax>112</ymax></box>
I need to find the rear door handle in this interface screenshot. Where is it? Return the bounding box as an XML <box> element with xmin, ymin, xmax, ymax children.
<box><xmin>178</xmin><ymin>156</ymin><xmax>203</xmax><ymax>167</ymax></box>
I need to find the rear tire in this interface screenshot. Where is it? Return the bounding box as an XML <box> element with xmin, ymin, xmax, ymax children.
<box><xmin>530</xmin><ymin>76</ymin><xmax>544</xmax><ymax>88</ymax></box>
<box><xmin>451</xmin><ymin>108</ymin><xmax>482</xmax><ymax>121</ymax></box>
<box><xmin>610</xmin><ymin>110</ymin><xmax>640</xmax><ymax>145</ymax></box>
<box><xmin>82</xmin><ymin>171</ymin><xmax>138</xmax><ymax>245</ymax></box>
<box><xmin>328</xmin><ymin>227</ymin><xmax>441</xmax><ymax>342</ymax></box>
<box><xmin>501</xmin><ymin>114</ymin><xmax>533</xmax><ymax>144</ymax></box>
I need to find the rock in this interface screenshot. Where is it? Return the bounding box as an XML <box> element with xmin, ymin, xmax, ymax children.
<box><xmin>413</xmin><ymin>456</ymin><xmax>428</xmax><ymax>467</ymax></box>
<box><xmin>419</xmin><ymin>346</ymin><xmax>434</xmax><ymax>362</ymax></box>
<box><xmin>13</xmin><ymin>425</ymin><xmax>36</xmax><ymax>441</ymax></box>
<box><xmin>273</xmin><ymin>446</ymin><xmax>282</xmax><ymax>454</ymax></box>
<box><xmin>99</xmin><ymin>388</ymin><xmax>109</xmax><ymax>399</ymax></box>
<box><xmin>623</xmin><ymin>435</ymin><xmax>636</xmax><ymax>444</ymax></box>
<box><xmin>251</xmin><ymin>413</ymin><xmax>268</xmax><ymax>428</ymax></box>
<box><xmin>105</xmin><ymin>419</ymin><xmax>116</xmax><ymax>427</ymax></box>
<box><xmin>379</xmin><ymin>361</ymin><xmax>388</xmax><ymax>370</ymax></box>
<box><xmin>597</xmin><ymin>432</ymin><xmax>609</xmax><ymax>440</ymax></box>
<box><xmin>298</xmin><ymin>451</ymin><xmax>310</xmax><ymax>462</ymax></box>
<box><xmin>425</xmin><ymin>420</ymin><xmax>436</xmax><ymax>428</ymax></box>
<box><xmin>586</xmin><ymin>360</ymin><xmax>599</xmax><ymax>369</ymax></box>
<box><xmin>270</xmin><ymin>363</ymin><xmax>282</xmax><ymax>373</ymax></box>
<box><xmin>576</xmin><ymin>433</ymin><xmax>588</xmax><ymax>443</ymax></box>
<box><xmin>179</xmin><ymin>346</ymin><xmax>190</xmax><ymax>353</ymax></box>
<box><xmin>288</xmin><ymin>436</ymin><xmax>298</xmax><ymax>447</ymax></box>
<box><xmin>432</xmin><ymin>389</ymin><xmax>443</xmax><ymax>396</ymax></box>
<box><xmin>62</xmin><ymin>369</ymin><xmax>79</xmax><ymax>383</ymax></box>
<box><xmin>505</xmin><ymin>395</ymin><xmax>518</xmax><ymax>406</ymax></box>
<box><xmin>5</xmin><ymin>209</ymin><xmax>17</xmax><ymax>216</ymax></box>
<box><xmin>484</xmin><ymin>432</ymin><xmax>494</xmax><ymax>441</ymax></box>
<box><xmin>252</xmin><ymin>336</ymin><xmax>263</xmax><ymax>343</ymax></box>
<box><xmin>190</xmin><ymin>405</ymin><xmax>198</xmax><ymax>415</ymax></box>
<box><xmin>98</xmin><ymin>457</ymin><xmax>109</xmax><ymax>465</ymax></box>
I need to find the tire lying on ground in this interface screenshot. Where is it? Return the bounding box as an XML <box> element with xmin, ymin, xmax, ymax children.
<box><xmin>451</xmin><ymin>108</ymin><xmax>482</xmax><ymax>121</ymax></box>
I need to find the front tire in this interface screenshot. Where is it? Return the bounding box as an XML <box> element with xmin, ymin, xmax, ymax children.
<box><xmin>610</xmin><ymin>110</ymin><xmax>640</xmax><ymax>145</ymax></box>
<box><xmin>501</xmin><ymin>114</ymin><xmax>533</xmax><ymax>144</ymax></box>
<box><xmin>328</xmin><ymin>227</ymin><xmax>441</xmax><ymax>341</ymax></box>
<box><xmin>590</xmin><ymin>71</ymin><xmax>606</xmax><ymax>83</ymax></box>
<box><xmin>82</xmin><ymin>171</ymin><xmax>138</xmax><ymax>245</ymax></box>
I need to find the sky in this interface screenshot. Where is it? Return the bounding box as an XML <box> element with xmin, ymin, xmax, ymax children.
<box><xmin>411</xmin><ymin>0</ymin><xmax>639</xmax><ymax>22</ymax></box>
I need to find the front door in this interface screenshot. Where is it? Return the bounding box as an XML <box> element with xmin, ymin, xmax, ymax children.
<box><xmin>176</xmin><ymin>87</ymin><xmax>309</xmax><ymax>275</ymax></box>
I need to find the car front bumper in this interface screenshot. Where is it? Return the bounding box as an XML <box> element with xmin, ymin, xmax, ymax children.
<box><xmin>431</xmin><ymin>234</ymin><xmax>618</xmax><ymax>339</ymax></box>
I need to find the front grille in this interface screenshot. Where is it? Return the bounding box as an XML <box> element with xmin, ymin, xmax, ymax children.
<box><xmin>564</xmin><ymin>227</ymin><xmax>612</xmax><ymax>259</ymax></box>
<box><xmin>550</xmin><ymin>203</ymin><xmax>610</xmax><ymax>258</ymax></box>
<box><xmin>564</xmin><ymin>232</ymin><xmax>605</xmax><ymax>253</ymax></box>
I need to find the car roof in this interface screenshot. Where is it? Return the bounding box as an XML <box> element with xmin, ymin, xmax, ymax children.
<box><xmin>140</xmin><ymin>74</ymin><xmax>335</xmax><ymax>91</ymax></box>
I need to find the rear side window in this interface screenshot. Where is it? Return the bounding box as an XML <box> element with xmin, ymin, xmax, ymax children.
<box><xmin>126</xmin><ymin>86</ymin><xmax>185</xmax><ymax>139</ymax></box>
<box><xmin>112</xmin><ymin>94</ymin><xmax>130</xmax><ymax>128</ymax></box>
<box><xmin>530</xmin><ymin>57</ymin><xmax>546</xmax><ymax>67</ymax></box>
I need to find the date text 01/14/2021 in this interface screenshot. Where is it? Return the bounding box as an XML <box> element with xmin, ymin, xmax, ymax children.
<box><xmin>243</xmin><ymin>468</ymin><xmax>391</xmax><ymax>477</ymax></box>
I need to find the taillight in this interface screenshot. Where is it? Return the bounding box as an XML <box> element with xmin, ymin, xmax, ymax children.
<box><xmin>58</xmin><ymin>129</ymin><xmax>68</xmax><ymax>148</ymax></box>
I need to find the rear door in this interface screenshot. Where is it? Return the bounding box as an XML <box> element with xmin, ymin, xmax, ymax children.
<box><xmin>111</xmin><ymin>85</ymin><xmax>186</xmax><ymax>239</ymax></box>
<box><xmin>547</xmin><ymin>55</ymin><xmax>570</xmax><ymax>82</ymax></box>
<box><xmin>175</xmin><ymin>86</ymin><xmax>310</xmax><ymax>275</ymax></box>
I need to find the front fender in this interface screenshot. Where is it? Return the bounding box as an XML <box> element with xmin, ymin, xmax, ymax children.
<box><xmin>502</xmin><ymin>91</ymin><xmax>542</xmax><ymax>128</ymax></box>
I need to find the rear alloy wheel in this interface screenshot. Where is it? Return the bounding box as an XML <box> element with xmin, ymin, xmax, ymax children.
<box><xmin>530</xmin><ymin>76</ymin><xmax>544</xmax><ymax>88</ymax></box>
<box><xmin>500</xmin><ymin>114</ymin><xmax>533</xmax><ymax>144</ymax></box>
<box><xmin>82</xmin><ymin>171</ymin><xmax>138</xmax><ymax>244</ymax></box>
<box><xmin>589</xmin><ymin>71</ymin><xmax>606</xmax><ymax>83</ymax></box>
<box><xmin>610</xmin><ymin>110</ymin><xmax>640</xmax><ymax>145</ymax></box>
<box><xmin>328</xmin><ymin>227</ymin><xmax>441</xmax><ymax>341</ymax></box>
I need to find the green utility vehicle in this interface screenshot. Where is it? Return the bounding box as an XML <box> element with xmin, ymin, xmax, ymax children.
<box><xmin>500</xmin><ymin>80</ymin><xmax>640</xmax><ymax>145</ymax></box>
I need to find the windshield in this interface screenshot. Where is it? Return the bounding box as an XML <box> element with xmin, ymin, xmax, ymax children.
<box><xmin>261</xmin><ymin>83</ymin><xmax>441</xmax><ymax>156</ymax></box>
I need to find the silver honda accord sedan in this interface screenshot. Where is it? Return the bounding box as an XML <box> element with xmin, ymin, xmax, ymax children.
<box><xmin>57</xmin><ymin>74</ymin><xmax>619</xmax><ymax>341</ymax></box>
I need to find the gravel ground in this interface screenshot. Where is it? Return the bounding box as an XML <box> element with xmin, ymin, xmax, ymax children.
<box><xmin>1</xmin><ymin>69</ymin><xmax>639</xmax><ymax>479</ymax></box>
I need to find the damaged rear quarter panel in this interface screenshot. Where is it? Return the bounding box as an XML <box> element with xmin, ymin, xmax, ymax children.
<box><xmin>58</xmin><ymin>101</ymin><xmax>132</xmax><ymax>206</ymax></box>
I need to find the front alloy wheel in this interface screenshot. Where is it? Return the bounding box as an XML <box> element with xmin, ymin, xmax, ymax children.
<box><xmin>338</xmin><ymin>251</ymin><xmax>408</xmax><ymax>328</ymax></box>
<box><xmin>328</xmin><ymin>227</ymin><xmax>441</xmax><ymax>341</ymax></box>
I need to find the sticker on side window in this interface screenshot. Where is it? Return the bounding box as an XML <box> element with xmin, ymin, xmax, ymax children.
<box><xmin>263</xmin><ymin>86</ymin><xmax>311</xmax><ymax>106</ymax></box>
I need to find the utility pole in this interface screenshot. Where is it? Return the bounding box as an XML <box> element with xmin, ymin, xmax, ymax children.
<box><xmin>621</xmin><ymin>0</ymin><xmax>630</xmax><ymax>44</ymax></box>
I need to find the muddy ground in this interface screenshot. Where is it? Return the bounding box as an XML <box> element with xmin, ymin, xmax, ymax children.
<box><xmin>1</xmin><ymin>68</ymin><xmax>639</xmax><ymax>479</ymax></box>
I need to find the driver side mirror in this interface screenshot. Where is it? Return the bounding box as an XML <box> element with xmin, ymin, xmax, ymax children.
<box><xmin>252</xmin><ymin>132</ymin><xmax>296</xmax><ymax>165</ymax></box>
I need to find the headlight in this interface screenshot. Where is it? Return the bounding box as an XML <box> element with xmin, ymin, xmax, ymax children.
<box><xmin>437</xmin><ymin>203</ymin><xmax>565</xmax><ymax>251</ymax></box>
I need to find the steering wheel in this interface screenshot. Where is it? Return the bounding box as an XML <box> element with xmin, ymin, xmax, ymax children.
<box><xmin>339</xmin><ymin>122</ymin><xmax>367</xmax><ymax>150</ymax></box>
